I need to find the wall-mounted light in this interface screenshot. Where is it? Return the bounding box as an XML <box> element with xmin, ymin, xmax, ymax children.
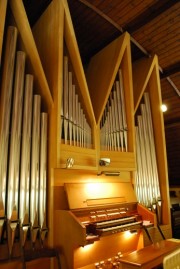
<box><xmin>161</xmin><ymin>104</ymin><xmax>167</xmax><ymax>112</ymax></box>
<box><xmin>99</xmin><ymin>158</ymin><xmax>110</xmax><ymax>166</ymax></box>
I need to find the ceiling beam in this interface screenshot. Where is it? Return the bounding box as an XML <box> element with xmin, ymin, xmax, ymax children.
<box><xmin>79</xmin><ymin>0</ymin><xmax>123</xmax><ymax>33</ymax></box>
<box><xmin>160</xmin><ymin>62</ymin><xmax>180</xmax><ymax>79</ymax></box>
<box><xmin>166</xmin><ymin>77</ymin><xmax>180</xmax><ymax>97</ymax></box>
<box><xmin>78</xmin><ymin>0</ymin><xmax>179</xmax><ymax>97</ymax></box>
<box><xmin>124</xmin><ymin>0</ymin><xmax>179</xmax><ymax>34</ymax></box>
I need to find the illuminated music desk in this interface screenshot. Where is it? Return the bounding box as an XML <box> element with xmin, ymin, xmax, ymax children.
<box><xmin>119</xmin><ymin>239</ymin><xmax>180</xmax><ymax>269</ymax></box>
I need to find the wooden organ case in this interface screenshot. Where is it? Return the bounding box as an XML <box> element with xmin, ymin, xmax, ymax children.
<box><xmin>55</xmin><ymin>182</ymin><xmax>154</xmax><ymax>269</ymax></box>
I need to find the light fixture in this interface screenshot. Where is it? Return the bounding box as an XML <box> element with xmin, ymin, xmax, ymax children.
<box><xmin>97</xmin><ymin>171</ymin><xmax>120</xmax><ymax>176</ymax></box>
<box><xmin>99</xmin><ymin>158</ymin><xmax>110</xmax><ymax>166</ymax></box>
<box><xmin>161</xmin><ymin>104</ymin><xmax>167</xmax><ymax>112</ymax></box>
<box><xmin>130</xmin><ymin>229</ymin><xmax>138</xmax><ymax>234</ymax></box>
<box><xmin>66</xmin><ymin>157</ymin><xmax>74</xmax><ymax>168</ymax></box>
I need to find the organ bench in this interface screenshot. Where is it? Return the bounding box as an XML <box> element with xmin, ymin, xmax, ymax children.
<box><xmin>118</xmin><ymin>239</ymin><xmax>180</xmax><ymax>269</ymax></box>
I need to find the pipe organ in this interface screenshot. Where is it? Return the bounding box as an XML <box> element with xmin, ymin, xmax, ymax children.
<box><xmin>0</xmin><ymin>1</ymin><xmax>173</xmax><ymax>268</ymax></box>
<box><xmin>0</xmin><ymin>25</ymin><xmax>48</xmax><ymax>259</ymax></box>
<box><xmin>61</xmin><ymin>55</ymin><xmax>92</xmax><ymax>148</ymax></box>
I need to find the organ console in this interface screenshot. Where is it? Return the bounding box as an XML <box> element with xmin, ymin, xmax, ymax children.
<box><xmin>55</xmin><ymin>182</ymin><xmax>156</xmax><ymax>269</ymax></box>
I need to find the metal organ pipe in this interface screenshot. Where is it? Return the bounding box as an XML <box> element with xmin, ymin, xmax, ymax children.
<box><xmin>100</xmin><ymin>69</ymin><xmax>128</xmax><ymax>152</ymax></box>
<box><xmin>61</xmin><ymin>55</ymin><xmax>92</xmax><ymax>148</ymax></box>
<box><xmin>0</xmin><ymin>24</ymin><xmax>49</xmax><ymax>258</ymax></box>
<box><xmin>144</xmin><ymin>92</ymin><xmax>160</xmax><ymax>199</ymax></box>
<box><xmin>30</xmin><ymin>95</ymin><xmax>41</xmax><ymax>243</ymax></box>
<box><xmin>7</xmin><ymin>51</ymin><xmax>26</xmax><ymax>222</ymax></box>
<box><xmin>0</xmin><ymin>27</ymin><xmax>17</xmax><ymax>241</ymax></box>
<box><xmin>19</xmin><ymin>74</ymin><xmax>33</xmax><ymax>245</ymax></box>
<box><xmin>6</xmin><ymin>51</ymin><xmax>26</xmax><ymax>255</ymax></box>
<box><xmin>39</xmin><ymin>112</ymin><xmax>48</xmax><ymax>242</ymax></box>
<box><xmin>135</xmin><ymin>92</ymin><xmax>161</xmax><ymax>220</ymax></box>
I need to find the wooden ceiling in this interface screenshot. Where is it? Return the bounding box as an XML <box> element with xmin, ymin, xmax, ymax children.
<box><xmin>23</xmin><ymin>0</ymin><xmax>180</xmax><ymax>185</ymax></box>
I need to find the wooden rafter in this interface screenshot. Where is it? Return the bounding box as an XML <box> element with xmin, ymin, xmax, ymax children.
<box><xmin>160</xmin><ymin>62</ymin><xmax>180</xmax><ymax>79</ymax></box>
<box><xmin>124</xmin><ymin>0</ymin><xmax>179</xmax><ymax>34</ymax></box>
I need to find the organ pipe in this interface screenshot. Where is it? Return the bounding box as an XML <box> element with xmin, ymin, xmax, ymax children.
<box><xmin>135</xmin><ymin>92</ymin><xmax>161</xmax><ymax>221</ymax></box>
<box><xmin>0</xmin><ymin>27</ymin><xmax>17</xmax><ymax>241</ymax></box>
<box><xmin>0</xmin><ymin>23</ymin><xmax>49</xmax><ymax>257</ymax></box>
<box><xmin>61</xmin><ymin>55</ymin><xmax>92</xmax><ymax>148</ymax></box>
<box><xmin>30</xmin><ymin>95</ymin><xmax>41</xmax><ymax>243</ymax></box>
<box><xmin>39</xmin><ymin>112</ymin><xmax>48</xmax><ymax>242</ymax></box>
<box><xmin>7</xmin><ymin>51</ymin><xmax>26</xmax><ymax>221</ymax></box>
<box><xmin>19</xmin><ymin>74</ymin><xmax>33</xmax><ymax>245</ymax></box>
<box><xmin>100</xmin><ymin>69</ymin><xmax>128</xmax><ymax>151</ymax></box>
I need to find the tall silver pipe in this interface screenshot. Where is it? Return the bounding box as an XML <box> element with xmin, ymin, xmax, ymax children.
<box><xmin>19</xmin><ymin>74</ymin><xmax>33</xmax><ymax>245</ymax></box>
<box><xmin>135</xmin><ymin>127</ymin><xmax>143</xmax><ymax>204</ymax></box>
<box><xmin>39</xmin><ymin>112</ymin><xmax>48</xmax><ymax>242</ymax></box>
<box><xmin>72</xmin><ymin>85</ymin><xmax>76</xmax><ymax>146</ymax></box>
<box><xmin>137</xmin><ymin>116</ymin><xmax>149</xmax><ymax>206</ymax></box>
<box><xmin>118</xmin><ymin>69</ymin><xmax>128</xmax><ymax>152</ymax></box>
<box><xmin>7</xmin><ymin>51</ymin><xmax>26</xmax><ymax>255</ymax></box>
<box><xmin>141</xmin><ymin>104</ymin><xmax>154</xmax><ymax>204</ymax></box>
<box><xmin>68</xmin><ymin>72</ymin><xmax>73</xmax><ymax>145</ymax></box>
<box><xmin>30</xmin><ymin>95</ymin><xmax>41</xmax><ymax>243</ymax></box>
<box><xmin>115</xmin><ymin>81</ymin><xmax>124</xmax><ymax>151</ymax></box>
<box><xmin>144</xmin><ymin>92</ymin><xmax>160</xmax><ymax>199</ymax></box>
<box><xmin>0</xmin><ymin>27</ymin><xmax>17</xmax><ymax>242</ymax></box>
<box><xmin>63</xmin><ymin>56</ymin><xmax>69</xmax><ymax>144</ymax></box>
<box><xmin>7</xmin><ymin>51</ymin><xmax>26</xmax><ymax>221</ymax></box>
<box><xmin>135</xmin><ymin>92</ymin><xmax>161</xmax><ymax>210</ymax></box>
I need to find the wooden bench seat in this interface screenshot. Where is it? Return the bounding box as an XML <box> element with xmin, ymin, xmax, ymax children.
<box><xmin>118</xmin><ymin>239</ymin><xmax>180</xmax><ymax>269</ymax></box>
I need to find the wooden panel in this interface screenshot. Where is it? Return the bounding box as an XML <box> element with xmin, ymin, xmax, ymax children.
<box><xmin>65</xmin><ymin>182</ymin><xmax>137</xmax><ymax>209</ymax></box>
<box><xmin>133</xmin><ymin>56</ymin><xmax>156</xmax><ymax>113</ymax></box>
<box><xmin>0</xmin><ymin>0</ymin><xmax>7</xmax><ymax>65</ymax></box>
<box><xmin>74</xmin><ymin>231</ymin><xmax>143</xmax><ymax>269</ymax></box>
<box><xmin>86</xmin><ymin>32</ymin><xmax>129</xmax><ymax>124</ymax></box>
<box><xmin>137</xmin><ymin>204</ymin><xmax>157</xmax><ymax>225</ymax></box>
<box><xmin>53</xmin><ymin>168</ymin><xmax>131</xmax><ymax>186</ymax></box>
<box><xmin>33</xmin><ymin>0</ymin><xmax>64</xmax><ymax>168</ymax></box>
<box><xmin>100</xmin><ymin>151</ymin><xmax>136</xmax><ymax>171</ymax></box>
<box><xmin>54</xmin><ymin>210</ymin><xmax>86</xmax><ymax>269</ymax></box>
<box><xmin>59</xmin><ymin>144</ymin><xmax>97</xmax><ymax>170</ymax></box>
